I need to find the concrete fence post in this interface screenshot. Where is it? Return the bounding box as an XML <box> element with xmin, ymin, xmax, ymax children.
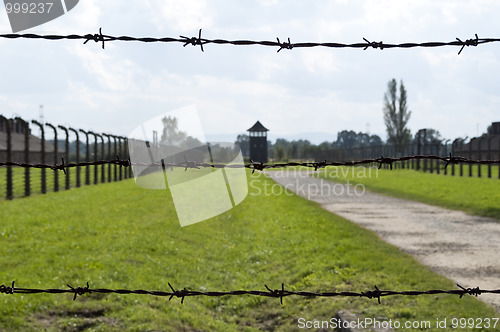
<box><xmin>79</xmin><ymin>129</ymin><xmax>90</xmax><ymax>185</ymax></box>
<box><xmin>45</xmin><ymin>123</ymin><xmax>59</xmax><ymax>192</ymax></box>
<box><xmin>0</xmin><ymin>116</ymin><xmax>13</xmax><ymax>200</ymax></box>
<box><xmin>15</xmin><ymin>117</ymin><xmax>31</xmax><ymax>196</ymax></box>
<box><xmin>58</xmin><ymin>125</ymin><xmax>70</xmax><ymax>190</ymax></box>
<box><xmin>31</xmin><ymin>120</ymin><xmax>46</xmax><ymax>194</ymax></box>
<box><xmin>103</xmin><ymin>134</ymin><xmax>112</xmax><ymax>182</ymax></box>
<box><xmin>89</xmin><ymin>132</ymin><xmax>99</xmax><ymax>185</ymax></box>
<box><xmin>69</xmin><ymin>128</ymin><xmax>80</xmax><ymax>188</ymax></box>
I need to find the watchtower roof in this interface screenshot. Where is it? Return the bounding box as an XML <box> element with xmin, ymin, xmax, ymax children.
<box><xmin>247</xmin><ymin>121</ymin><xmax>269</xmax><ymax>132</ymax></box>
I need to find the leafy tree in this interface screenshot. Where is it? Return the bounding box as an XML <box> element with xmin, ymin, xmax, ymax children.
<box><xmin>336</xmin><ymin>130</ymin><xmax>358</xmax><ymax>149</ymax></box>
<box><xmin>413</xmin><ymin>128</ymin><xmax>442</xmax><ymax>145</ymax></box>
<box><xmin>383</xmin><ymin>79</ymin><xmax>412</xmax><ymax>154</ymax></box>
<box><xmin>160</xmin><ymin>116</ymin><xmax>201</xmax><ymax>149</ymax></box>
<box><xmin>274</xmin><ymin>144</ymin><xmax>287</xmax><ymax>162</ymax></box>
<box><xmin>336</xmin><ymin>130</ymin><xmax>383</xmax><ymax>149</ymax></box>
<box><xmin>234</xmin><ymin>134</ymin><xmax>249</xmax><ymax>157</ymax></box>
<box><xmin>160</xmin><ymin>116</ymin><xmax>186</xmax><ymax>146</ymax></box>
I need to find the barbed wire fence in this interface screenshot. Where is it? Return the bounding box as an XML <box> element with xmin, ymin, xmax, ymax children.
<box><xmin>1</xmin><ymin>28</ymin><xmax>500</xmax><ymax>314</ymax></box>
<box><xmin>1</xmin><ymin>154</ymin><xmax>500</xmax><ymax>172</ymax></box>
<box><xmin>0</xmin><ymin>281</ymin><xmax>499</xmax><ymax>304</ymax></box>
<box><xmin>0</xmin><ymin>115</ymin><xmax>133</xmax><ymax>200</ymax></box>
<box><xmin>1</xmin><ymin>29</ymin><xmax>499</xmax><ymax>54</ymax></box>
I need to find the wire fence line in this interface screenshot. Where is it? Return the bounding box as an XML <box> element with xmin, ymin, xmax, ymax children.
<box><xmin>0</xmin><ymin>115</ymin><xmax>133</xmax><ymax>200</ymax></box>
<box><xmin>1</xmin><ymin>29</ymin><xmax>498</xmax><ymax>54</ymax></box>
<box><xmin>1</xmin><ymin>155</ymin><xmax>499</xmax><ymax>173</ymax></box>
<box><xmin>1</xmin><ymin>281</ymin><xmax>498</xmax><ymax>305</ymax></box>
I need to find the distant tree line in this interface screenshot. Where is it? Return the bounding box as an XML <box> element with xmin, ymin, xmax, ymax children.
<box><xmin>235</xmin><ymin>130</ymin><xmax>383</xmax><ymax>162</ymax></box>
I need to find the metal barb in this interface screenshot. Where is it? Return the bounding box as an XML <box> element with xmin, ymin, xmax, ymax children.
<box><xmin>363</xmin><ymin>38</ymin><xmax>384</xmax><ymax>50</ymax></box>
<box><xmin>457</xmin><ymin>34</ymin><xmax>479</xmax><ymax>55</ymax></box>
<box><xmin>83</xmin><ymin>27</ymin><xmax>106</xmax><ymax>49</ymax></box>
<box><xmin>180</xmin><ymin>29</ymin><xmax>205</xmax><ymax>52</ymax></box>
<box><xmin>276</xmin><ymin>37</ymin><xmax>293</xmax><ymax>52</ymax></box>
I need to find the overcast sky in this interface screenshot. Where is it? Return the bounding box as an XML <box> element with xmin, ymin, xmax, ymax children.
<box><xmin>1</xmin><ymin>1</ymin><xmax>499</xmax><ymax>144</ymax></box>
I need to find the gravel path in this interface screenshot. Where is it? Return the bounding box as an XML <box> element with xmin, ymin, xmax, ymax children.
<box><xmin>265</xmin><ymin>170</ymin><xmax>500</xmax><ymax>311</ymax></box>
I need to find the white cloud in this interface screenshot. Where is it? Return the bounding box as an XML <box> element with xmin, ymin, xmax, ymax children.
<box><xmin>145</xmin><ymin>0</ymin><xmax>214</xmax><ymax>32</ymax></box>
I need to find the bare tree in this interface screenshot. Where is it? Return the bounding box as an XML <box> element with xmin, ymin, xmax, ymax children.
<box><xmin>383</xmin><ymin>79</ymin><xmax>412</xmax><ymax>154</ymax></box>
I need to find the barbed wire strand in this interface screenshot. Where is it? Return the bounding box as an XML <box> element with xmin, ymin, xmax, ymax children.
<box><xmin>0</xmin><ymin>281</ymin><xmax>498</xmax><ymax>304</ymax></box>
<box><xmin>1</xmin><ymin>29</ymin><xmax>499</xmax><ymax>54</ymax></box>
<box><xmin>0</xmin><ymin>155</ymin><xmax>499</xmax><ymax>173</ymax></box>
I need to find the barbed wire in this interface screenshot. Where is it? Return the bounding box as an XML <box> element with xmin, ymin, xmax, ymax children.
<box><xmin>0</xmin><ymin>281</ymin><xmax>498</xmax><ymax>304</ymax></box>
<box><xmin>0</xmin><ymin>29</ymin><xmax>498</xmax><ymax>54</ymax></box>
<box><xmin>0</xmin><ymin>155</ymin><xmax>499</xmax><ymax>173</ymax></box>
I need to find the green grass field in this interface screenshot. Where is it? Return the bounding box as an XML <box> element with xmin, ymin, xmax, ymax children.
<box><xmin>0</xmin><ymin>170</ymin><xmax>498</xmax><ymax>331</ymax></box>
<box><xmin>316</xmin><ymin>166</ymin><xmax>500</xmax><ymax>220</ymax></box>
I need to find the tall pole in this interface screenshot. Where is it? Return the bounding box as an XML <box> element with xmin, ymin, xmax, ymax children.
<box><xmin>89</xmin><ymin>132</ymin><xmax>99</xmax><ymax>185</ymax></box>
<box><xmin>15</xmin><ymin>117</ymin><xmax>31</xmax><ymax>197</ymax></box>
<box><xmin>0</xmin><ymin>116</ymin><xmax>13</xmax><ymax>200</ymax></box>
<box><xmin>79</xmin><ymin>129</ymin><xmax>90</xmax><ymax>185</ymax></box>
<box><xmin>416</xmin><ymin>130</ymin><xmax>421</xmax><ymax>171</ymax></box>
<box><xmin>58</xmin><ymin>125</ymin><xmax>70</xmax><ymax>190</ymax></box>
<box><xmin>478</xmin><ymin>136</ymin><xmax>487</xmax><ymax>178</ymax></box>
<box><xmin>96</xmin><ymin>134</ymin><xmax>105</xmax><ymax>183</ymax></box>
<box><xmin>469</xmin><ymin>138</ymin><xmax>474</xmax><ymax>177</ymax></box>
<box><xmin>31</xmin><ymin>120</ymin><xmax>46</xmax><ymax>194</ymax></box>
<box><xmin>117</xmin><ymin>136</ymin><xmax>123</xmax><ymax>180</ymax></box>
<box><xmin>69</xmin><ymin>128</ymin><xmax>80</xmax><ymax>188</ymax></box>
<box><xmin>422</xmin><ymin>129</ymin><xmax>427</xmax><ymax>173</ymax></box>
<box><xmin>119</xmin><ymin>136</ymin><xmax>129</xmax><ymax>179</ymax></box>
<box><xmin>103</xmin><ymin>134</ymin><xmax>112</xmax><ymax>182</ymax></box>
<box><xmin>112</xmin><ymin>135</ymin><xmax>118</xmax><ymax>181</ymax></box>
<box><xmin>442</xmin><ymin>139</ymin><xmax>450</xmax><ymax>175</ymax></box>
<box><xmin>451</xmin><ymin>139</ymin><xmax>459</xmax><ymax>176</ymax></box>
<box><xmin>459</xmin><ymin>136</ymin><xmax>468</xmax><ymax>177</ymax></box>
<box><xmin>45</xmin><ymin>123</ymin><xmax>59</xmax><ymax>192</ymax></box>
<box><xmin>488</xmin><ymin>136</ymin><xmax>495</xmax><ymax>178</ymax></box>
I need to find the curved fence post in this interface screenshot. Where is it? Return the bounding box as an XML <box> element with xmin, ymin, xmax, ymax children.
<box><xmin>468</xmin><ymin>138</ymin><xmax>474</xmax><ymax>177</ymax></box>
<box><xmin>69</xmin><ymin>128</ymin><xmax>80</xmax><ymax>188</ymax></box>
<box><xmin>422</xmin><ymin>130</ymin><xmax>427</xmax><ymax>173</ymax></box>
<box><xmin>442</xmin><ymin>139</ymin><xmax>449</xmax><ymax>175</ymax></box>
<box><xmin>451</xmin><ymin>139</ymin><xmax>458</xmax><ymax>176</ymax></box>
<box><xmin>116</xmin><ymin>136</ymin><xmax>123</xmax><ymax>181</ymax></box>
<box><xmin>79</xmin><ymin>129</ymin><xmax>90</xmax><ymax>185</ymax></box>
<box><xmin>0</xmin><ymin>116</ymin><xmax>13</xmax><ymax>200</ymax></box>
<box><xmin>435</xmin><ymin>143</ymin><xmax>440</xmax><ymax>174</ymax></box>
<box><xmin>103</xmin><ymin>134</ymin><xmax>112</xmax><ymax>182</ymax></box>
<box><xmin>112</xmin><ymin>135</ymin><xmax>118</xmax><ymax>181</ymax></box>
<box><xmin>89</xmin><ymin>132</ymin><xmax>99</xmax><ymax>185</ymax></box>
<box><xmin>478</xmin><ymin>136</ymin><xmax>488</xmax><ymax>178</ymax></box>
<box><xmin>31</xmin><ymin>120</ymin><xmax>46</xmax><ymax>194</ymax></box>
<box><xmin>124</xmin><ymin>136</ymin><xmax>132</xmax><ymax>178</ymax></box>
<box><xmin>58</xmin><ymin>125</ymin><xmax>70</xmax><ymax>190</ymax></box>
<box><xmin>487</xmin><ymin>136</ymin><xmax>494</xmax><ymax>178</ymax></box>
<box><xmin>119</xmin><ymin>136</ymin><xmax>129</xmax><ymax>179</ymax></box>
<box><xmin>96</xmin><ymin>133</ymin><xmax>105</xmax><ymax>183</ymax></box>
<box><xmin>15</xmin><ymin>117</ymin><xmax>31</xmax><ymax>197</ymax></box>
<box><xmin>45</xmin><ymin>123</ymin><xmax>59</xmax><ymax>192</ymax></box>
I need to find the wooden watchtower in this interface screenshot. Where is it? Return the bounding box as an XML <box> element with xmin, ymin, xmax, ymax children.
<box><xmin>247</xmin><ymin>121</ymin><xmax>269</xmax><ymax>163</ymax></box>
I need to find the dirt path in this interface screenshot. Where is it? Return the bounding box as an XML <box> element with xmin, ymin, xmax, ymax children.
<box><xmin>265</xmin><ymin>170</ymin><xmax>500</xmax><ymax>311</ymax></box>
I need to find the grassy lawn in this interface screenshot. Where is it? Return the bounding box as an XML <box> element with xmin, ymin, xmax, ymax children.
<box><xmin>315</xmin><ymin>166</ymin><xmax>500</xmax><ymax>220</ymax></box>
<box><xmin>0</xmin><ymin>170</ymin><xmax>497</xmax><ymax>331</ymax></box>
